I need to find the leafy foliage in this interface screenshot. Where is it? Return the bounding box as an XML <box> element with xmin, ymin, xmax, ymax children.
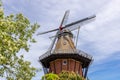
<box><xmin>59</xmin><ymin>71</ymin><xmax>84</xmax><ymax>80</ymax></box>
<box><xmin>0</xmin><ymin>1</ymin><xmax>39</xmax><ymax>80</ymax></box>
<box><xmin>42</xmin><ymin>71</ymin><xmax>85</xmax><ymax>80</ymax></box>
<box><xmin>42</xmin><ymin>73</ymin><xmax>59</xmax><ymax>80</ymax></box>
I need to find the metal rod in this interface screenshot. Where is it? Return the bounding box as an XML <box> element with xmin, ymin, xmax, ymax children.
<box><xmin>75</xmin><ymin>26</ymin><xmax>80</xmax><ymax>48</ymax></box>
<box><xmin>48</xmin><ymin>31</ymin><xmax>59</xmax><ymax>53</ymax></box>
<box><xmin>84</xmin><ymin>66</ymin><xmax>89</xmax><ymax>78</ymax></box>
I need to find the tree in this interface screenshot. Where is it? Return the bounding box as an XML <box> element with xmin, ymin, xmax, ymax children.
<box><xmin>42</xmin><ymin>73</ymin><xmax>59</xmax><ymax>80</ymax></box>
<box><xmin>59</xmin><ymin>71</ymin><xmax>84</xmax><ymax>80</ymax></box>
<box><xmin>42</xmin><ymin>71</ymin><xmax>85</xmax><ymax>80</ymax></box>
<box><xmin>0</xmin><ymin>1</ymin><xmax>39</xmax><ymax>80</ymax></box>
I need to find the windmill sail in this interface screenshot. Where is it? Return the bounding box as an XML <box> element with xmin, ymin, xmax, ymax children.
<box><xmin>60</xmin><ymin>10</ymin><xmax>70</xmax><ymax>26</ymax></box>
<box><xmin>62</xmin><ymin>15</ymin><xmax>96</xmax><ymax>31</ymax></box>
<box><xmin>37</xmin><ymin>15</ymin><xmax>95</xmax><ymax>35</ymax></box>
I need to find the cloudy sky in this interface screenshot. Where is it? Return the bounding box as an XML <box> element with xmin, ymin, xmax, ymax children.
<box><xmin>2</xmin><ymin>0</ymin><xmax>120</xmax><ymax>80</ymax></box>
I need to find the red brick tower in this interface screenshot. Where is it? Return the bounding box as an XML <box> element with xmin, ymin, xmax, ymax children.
<box><xmin>38</xmin><ymin>11</ymin><xmax>95</xmax><ymax>78</ymax></box>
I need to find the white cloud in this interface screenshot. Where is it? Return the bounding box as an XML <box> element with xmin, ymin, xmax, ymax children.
<box><xmin>78</xmin><ymin>0</ymin><xmax>120</xmax><ymax>62</ymax></box>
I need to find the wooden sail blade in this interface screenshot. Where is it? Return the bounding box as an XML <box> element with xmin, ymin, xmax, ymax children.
<box><xmin>37</xmin><ymin>28</ymin><xmax>59</xmax><ymax>35</ymax></box>
<box><xmin>60</xmin><ymin>10</ymin><xmax>70</xmax><ymax>27</ymax></box>
<box><xmin>62</xmin><ymin>15</ymin><xmax>96</xmax><ymax>31</ymax></box>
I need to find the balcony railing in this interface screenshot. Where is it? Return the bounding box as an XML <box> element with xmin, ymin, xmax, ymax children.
<box><xmin>39</xmin><ymin>49</ymin><xmax>93</xmax><ymax>61</ymax></box>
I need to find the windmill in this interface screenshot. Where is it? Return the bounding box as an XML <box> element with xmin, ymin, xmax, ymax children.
<box><xmin>38</xmin><ymin>10</ymin><xmax>95</xmax><ymax>79</ymax></box>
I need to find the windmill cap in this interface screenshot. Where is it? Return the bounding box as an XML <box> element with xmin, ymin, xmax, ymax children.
<box><xmin>58</xmin><ymin>29</ymin><xmax>73</xmax><ymax>38</ymax></box>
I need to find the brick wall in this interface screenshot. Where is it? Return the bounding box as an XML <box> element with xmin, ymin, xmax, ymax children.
<box><xmin>49</xmin><ymin>59</ymin><xmax>83</xmax><ymax>76</ymax></box>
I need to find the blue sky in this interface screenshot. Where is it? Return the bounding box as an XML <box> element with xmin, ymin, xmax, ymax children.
<box><xmin>2</xmin><ymin>0</ymin><xmax>120</xmax><ymax>80</ymax></box>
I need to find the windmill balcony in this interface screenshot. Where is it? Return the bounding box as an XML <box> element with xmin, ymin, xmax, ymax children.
<box><xmin>39</xmin><ymin>49</ymin><xmax>93</xmax><ymax>68</ymax></box>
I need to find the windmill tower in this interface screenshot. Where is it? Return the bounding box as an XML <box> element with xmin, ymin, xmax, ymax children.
<box><xmin>38</xmin><ymin>10</ymin><xmax>95</xmax><ymax>78</ymax></box>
